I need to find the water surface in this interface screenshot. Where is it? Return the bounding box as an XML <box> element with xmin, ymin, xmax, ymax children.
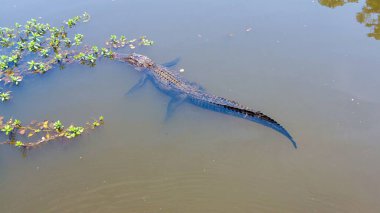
<box><xmin>1</xmin><ymin>0</ymin><xmax>380</xmax><ymax>212</ymax></box>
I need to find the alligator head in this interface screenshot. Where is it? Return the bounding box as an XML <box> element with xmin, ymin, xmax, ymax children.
<box><xmin>124</xmin><ymin>53</ymin><xmax>154</xmax><ymax>70</ymax></box>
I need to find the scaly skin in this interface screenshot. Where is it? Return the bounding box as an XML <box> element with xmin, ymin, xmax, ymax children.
<box><xmin>116</xmin><ymin>53</ymin><xmax>297</xmax><ymax>148</ymax></box>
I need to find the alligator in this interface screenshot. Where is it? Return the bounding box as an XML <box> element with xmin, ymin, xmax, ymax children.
<box><xmin>116</xmin><ymin>53</ymin><xmax>297</xmax><ymax>149</ymax></box>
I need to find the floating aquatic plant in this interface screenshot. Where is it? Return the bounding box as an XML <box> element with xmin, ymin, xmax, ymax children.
<box><xmin>0</xmin><ymin>91</ymin><xmax>11</xmax><ymax>102</ymax></box>
<box><xmin>0</xmin><ymin>13</ymin><xmax>154</xmax><ymax>102</ymax></box>
<box><xmin>0</xmin><ymin>116</ymin><xmax>104</xmax><ymax>149</ymax></box>
<box><xmin>0</xmin><ymin>13</ymin><xmax>155</xmax><ymax>150</ymax></box>
<box><xmin>53</xmin><ymin>120</ymin><xmax>64</xmax><ymax>131</ymax></box>
<box><xmin>1</xmin><ymin>124</ymin><xmax>14</xmax><ymax>135</ymax></box>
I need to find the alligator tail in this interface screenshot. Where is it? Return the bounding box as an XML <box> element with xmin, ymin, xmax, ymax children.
<box><xmin>218</xmin><ymin>103</ymin><xmax>297</xmax><ymax>149</ymax></box>
<box><xmin>190</xmin><ymin>97</ymin><xmax>297</xmax><ymax>148</ymax></box>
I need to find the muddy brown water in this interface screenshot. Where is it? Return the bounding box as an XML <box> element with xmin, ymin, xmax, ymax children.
<box><xmin>1</xmin><ymin>0</ymin><xmax>380</xmax><ymax>212</ymax></box>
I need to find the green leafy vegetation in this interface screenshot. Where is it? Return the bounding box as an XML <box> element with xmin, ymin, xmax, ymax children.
<box><xmin>0</xmin><ymin>91</ymin><xmax>11</xmax><ymax>102</ymax></box>
<box><xmin>0</xmin><ymin>12</ymin><xmax>154</xmax><ymax>102</ymax></box>
<box><xmin>0</xmin><ymin>116</ymin><xmax>104</xmax><ymax>148</ymax></box>
<box><xmin>65</xmin><ymin>125</ymin><xmax>84</xmax><ymax>139</ymax></box>
<box><xmin>1</xmin><ymin>124</ymin><xmax>14</xmax><ymax>135</ymax></box>
<box><xmin>53</xmin><ymin>120</ymin><xmax>64</xmax><ymax>131</ymax></box>
<box><xmin>0</xmin><ymin>13</ymin><xmax>155</xmax><ymax>150</ymax></box>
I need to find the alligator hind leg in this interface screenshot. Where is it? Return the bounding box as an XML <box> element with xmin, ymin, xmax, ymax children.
<box><xmin>164</xmin><ymin>94</ymin><xmax>187</xmax><ymax>121</ymax></box>
<box><xmin>162</xmin><ymin>57</ymin><xmax>181</xmax><ymax>68</ymax></box>
<box><xmin>125</xmin><ymin>74</ymin><xmax>148</xmax><ymax>96</ymax></box>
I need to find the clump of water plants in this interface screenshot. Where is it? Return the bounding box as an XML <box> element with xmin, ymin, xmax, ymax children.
<box><xmin>0</xmin><ymin>116</ymin><xmax>104</xmax><ymax>149</ymax></box>
<box><xmin>104</xmin><ymin>35</ymin><xmax>153</xmax><ymax>49</ymax></box>
<box><xmin>0</xmin><ymin>13</ymin><xmax>154</xmax><ymax>101</ymax></box>
<box><xmin>0</xmin><ymin>13</ymin><xmax>154</xmax><ymax>150</ymax></box>
<box><xmin>0</xmin><ymin>90</ymin><xmax>11</xmax><ymax>102</ymax></box>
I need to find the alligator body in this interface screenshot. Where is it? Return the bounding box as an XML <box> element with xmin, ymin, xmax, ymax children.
<box><xmin>117</xmin><ymin>53</ymin><xmax>297</xmax><ymax>148</ymax></box>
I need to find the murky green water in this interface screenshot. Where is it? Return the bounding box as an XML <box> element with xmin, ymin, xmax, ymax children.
<box><xmin>1</xmin><ymin>0</ymin><xmax>380</xmax><ymax>212</ymax></box>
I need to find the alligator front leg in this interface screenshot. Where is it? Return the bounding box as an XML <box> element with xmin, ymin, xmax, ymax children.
<box><xmin>125</xmin><ymin>74</ymin><xmax>148</xmax><ymax>96</ymax></box>
<box><xmin>162</xmin><ymin>57</ymin><xmax>180</xmax><ymax>68</ymax></box>
<box><xmin>165</xmin><ymin>94</ymin><xmax>187</xmax><ymax>121</ymax></box>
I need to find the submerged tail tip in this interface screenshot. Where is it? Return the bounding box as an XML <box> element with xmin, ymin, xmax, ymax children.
<box><xmin>274</xmin><ymin>124</ymin><xmax>297</xmax><ymax>149</ymax></box>
<box><xmin>283</xmin><ymin>130</ymin><xmax>297</xmax><ymax>149</ymax></box>
<box><xmin>290</xmin><ymin>138</ymin><xmax>298</xmax><ymax>149</ymax></box>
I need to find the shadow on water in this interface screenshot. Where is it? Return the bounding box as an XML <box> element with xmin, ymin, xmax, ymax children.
<box><xmin>319</xmin><ymin>0</ymin><xmax>380</xmax><ymax>40</ymax></box>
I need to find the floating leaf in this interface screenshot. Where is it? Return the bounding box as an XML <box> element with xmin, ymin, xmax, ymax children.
<box><xmin>15</xmin><ymin>141</ymin><xmax>24</xmax><ymax>147</ymax></box>
<box><xmin>43</xmin><ymin>120</ymin><xmax>49</xmax><ymax>129</ymax></box>
<box><xmin>82</xmin><ymin>12</ymin><xmax>91</xmax><ymax>23</ymax></box>
<box><xmin>18</xmin><ymin>129</ymin><xmax>26</xmax><ymax>135</ymax></box>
